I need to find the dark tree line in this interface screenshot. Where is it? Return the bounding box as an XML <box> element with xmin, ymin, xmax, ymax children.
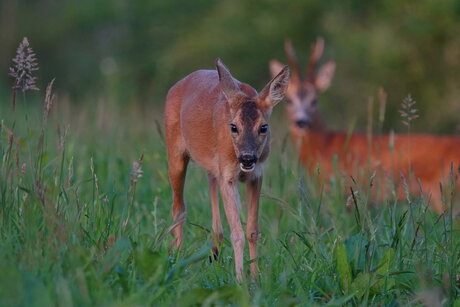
<box><xmin>1</xmin><ymin>0</ymin><xmax>460</xmax><ymax>132</ymax></box>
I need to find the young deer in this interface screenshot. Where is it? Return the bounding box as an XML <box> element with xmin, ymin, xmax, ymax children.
<box><xmin>164</xmin><ymin>59</ymin><xmax>290</xmax><ymax>281</ymax></box>
<box><xmin>270</xmin><ymin>38</ymin><xmax>460</xmax><ymax>212</ymax></box>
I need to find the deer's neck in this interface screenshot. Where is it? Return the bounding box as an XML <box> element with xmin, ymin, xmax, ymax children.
<box><xmin>305</xmin><ymin>116</ymin><xmax>331</xmax><ymax>150</ymax></box>
<box><xmin>291</xmin><ymin>114</ymin><xmax>335</xmax><ymax>166</ymax></box>
<box><xmin>310</xmin><ymin>114</ymin><xmax>327</xmax><ymax>134</ymax></box>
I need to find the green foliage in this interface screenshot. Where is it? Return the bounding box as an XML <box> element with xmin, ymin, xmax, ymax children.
<box><xmin>334</xmin><ymin>240</ymin><xmax>352</xmax><ymax>294</ymax></box>
<box><xmin>373</xmin><ymin>247</ymin><xmax>395</xmax><ymax>292</ymax></box>
<box><xmin>2</xmin><ymin>0</ymin><xmax>460</xmax><ymax>133</ymax></box>
<box><xmin>1</xmin><ymin>91</ymin><xmax>459</xmax><ymax>305</ymax></box>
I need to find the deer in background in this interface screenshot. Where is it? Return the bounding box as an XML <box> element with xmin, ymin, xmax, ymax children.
<box><xmin>270</xmin><ymin>37</ymin><xmax>460</xmax><ymax>212</ymax></box>
<box><xmin>164</xmin><ymin>59</ymin><xmax>290</xmax><ymax>281</ymax></box>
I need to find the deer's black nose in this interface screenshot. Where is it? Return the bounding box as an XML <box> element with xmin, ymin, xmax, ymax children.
<box><xmin>296</xmin><ymin>119</ymin><xmax>310</xmax><ymax>128</ymax></box>
<box><xmin>239</xmin><ymin>154</ymin><xmax>257</xmax><ymax>167</ymax></box>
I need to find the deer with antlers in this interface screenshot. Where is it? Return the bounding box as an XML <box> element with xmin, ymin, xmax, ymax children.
<box><xmin>270</xmin><ymin>38</ymin><xmax>460</xmax><ymax>212</ymax></box>
<box><xmin>164</xmin><ymin>59</ymin><xmax>290</xmax><ymax>281</ymax></box>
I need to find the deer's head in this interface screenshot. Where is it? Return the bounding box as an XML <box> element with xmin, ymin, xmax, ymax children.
<box><xmin>216</xmin><ymin>59</ymin><xmax>290</xmax><ymax>172</ymax></box>
<box><xmin>270</xmin><ymin>38</ymin><xmax>335</xmax><ymax>134</ymax></box>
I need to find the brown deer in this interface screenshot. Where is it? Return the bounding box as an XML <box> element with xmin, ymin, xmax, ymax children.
<box><xmin>270</xmin><ymin>38</ymin><xmax>460</xmax><ymax>212</ymax></box>
<box><xmin>164</xmin><ymin>59</ymin><xmax>290</xmax><ymax>281</ymax></box>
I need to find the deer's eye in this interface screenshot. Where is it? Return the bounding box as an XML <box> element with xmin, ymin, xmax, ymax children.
<box><xmin>259</xmin><ymin>124</ymin><xmax>268</xmax><ymax>134</ymax></box>
<box><xmin>230</xmin><ymin>124</ymin><xmax>238</xmax><ymax>134</ymax></box>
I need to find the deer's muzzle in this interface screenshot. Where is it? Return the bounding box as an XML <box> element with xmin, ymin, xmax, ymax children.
<box><xmin>239</xmin><ymin>154</ymin><xmax>258</xmax><ymax>172</ymax></box>
<box><xmin>295</xmin><ymin>119</ymin><xmax>311</xmax><ymax>129</ymax></box>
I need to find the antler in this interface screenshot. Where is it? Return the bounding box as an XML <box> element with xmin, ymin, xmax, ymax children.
<box><xmin>284</xmin><ymin>40</ymin><xmax>300</xmax><ymax>84</ymax></box>
<box><xmin>306</xmin><ymin>37</ymin><xmax>324</xmax><ymax>82</ymax></box>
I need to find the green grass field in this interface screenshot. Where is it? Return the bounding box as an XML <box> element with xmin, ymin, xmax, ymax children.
<box><xmin>1</xmin><ymin>94</ymin><xmax>459</xmax><ymax>306</ymax></box>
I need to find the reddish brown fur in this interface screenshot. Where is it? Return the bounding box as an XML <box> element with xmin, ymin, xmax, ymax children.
<box><xmin>164</xmin><ymin>59</ymin><xmax>289</xmax><ymax>281</ymax></box>
<box><xmin>271</xmin><ymin>38</ymin><xmax>460</xmax><ymax>212</ymax></box>
<box><xmin>295</xmin><ymin>127</ymin><xmax>460</xmax><ymax>211</ymax></box>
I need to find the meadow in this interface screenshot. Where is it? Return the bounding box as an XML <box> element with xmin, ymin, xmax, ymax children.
<box><xmin>1</xmin><ymin>80</ymin><xmax>459</xmax><ymax>306</ymax></box>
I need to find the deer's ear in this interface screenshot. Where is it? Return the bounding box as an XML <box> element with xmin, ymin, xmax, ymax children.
<box><xmin>216</xmin><ymin>58</ymin><xmax>242</xmax><ymax>105</ymax></box>
<box><xmin>259</xmin><ymin>65</ymin><xmax>290</xmax><ymax>109</ymax></box>
<box><xmin>269</xmin><ymin>59</ymin><xmax>285</xmax><ymax>79</ymax></box>
<box><xmin>315</xmin><ymin>61</ymin><xmax>335</xmax><ymax>92</ymax></box>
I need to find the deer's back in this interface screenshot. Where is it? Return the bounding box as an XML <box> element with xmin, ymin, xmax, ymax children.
<box><xmin>297</xmin><ymin>130</ymin><xmax>460</xmax><ymax>182</ymax></box>
<box><xmin>164</xmin><ymin>70</ymin><xmax>234</xmax><ymax>174</ymax></box>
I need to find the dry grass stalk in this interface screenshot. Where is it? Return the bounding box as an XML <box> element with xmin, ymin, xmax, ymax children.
<box><xmin>122</xmin><ymin>152</ymin><xmax>145</xmax><ymax>234</ymax></box>
<box><xmin>43</xmin><ymin>78</ymin><xmax>56</xmax><ymax>123</ymax></box>
<box><xmin>399</xmin><ymin>94</ymin><xmax>419</xmax><ymax>176</ymax></box>
<box><xmin>378</xmin><ymin>87</ymin><xmax>387</xmax><ymax>124</ymax></box>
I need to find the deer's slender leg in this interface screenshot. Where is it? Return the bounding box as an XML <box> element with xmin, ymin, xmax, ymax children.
<box><xmin>247</xmin><ymin>176</ymin><xmax>262</xmax><ymax>280</ymax></box>
<box><xmin>429</xmin><ymin>182</ymin><xmax>444</xmax><ymax>213</ymax></box>
<box><xmin>167</xmin><ymin>150</ymin><xmax>189</xmax><ymax>248</ymax></box>
<box><xmin>208</xmin><ymin>173</ymin><xmax>223</xmax><ymax>258</ymax></box>
<box><xmin>220</xmin><ymin>178</ymin><xmax>245</xmax><ymax>282</ymax></box>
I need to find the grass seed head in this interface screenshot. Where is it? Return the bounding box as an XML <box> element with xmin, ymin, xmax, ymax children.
<box><xmin>130</xmin><ymin>152</ymin><xmax>144</xmax><ymax>183</ymax></box>
<box><xmin>9</xmin><ymin>37</ymin><xmax>40</xmax><ymax>93</ymax></box>
<box><xmin>399</xmin><ymin>94</ymin><xmax>419</xmax><ymax>127</ymax></box>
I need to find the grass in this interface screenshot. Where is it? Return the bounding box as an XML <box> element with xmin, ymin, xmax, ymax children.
<box><xmin>0</xmin><ymin>91</ymin><xmax>459</xmax><ymax>307</ymax></box>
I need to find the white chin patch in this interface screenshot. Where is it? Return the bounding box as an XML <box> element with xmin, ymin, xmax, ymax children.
<box><xmin>240</xmin><ymin>163</ymin><xmax>255</xmax><ymax>172</ymax></box>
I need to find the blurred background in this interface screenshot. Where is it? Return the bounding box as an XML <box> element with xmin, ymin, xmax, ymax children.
<box><xmin>1</xmin><ymin>0</ymin><xmax>460</xmax><ymax>133</ymax></box>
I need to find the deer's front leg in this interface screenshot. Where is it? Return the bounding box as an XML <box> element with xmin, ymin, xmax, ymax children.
<box><xmin>167</xmin><ymin>151</ymin><xmax>189</xmax><ymax>248</ymax></box>
<box><xmin>219</xmin><ymin>178</ymin><xmax>245</xmax><ymax>282</ymax></box>
<box><xmin>208</xmin><ymin>174</ymin><xmax>223</xmax><ymax>258</ymax></box>
<box><xmin>247</xmin><ymin>176</ymin><xmax>262</xmax><ymax>280</ymax></box>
